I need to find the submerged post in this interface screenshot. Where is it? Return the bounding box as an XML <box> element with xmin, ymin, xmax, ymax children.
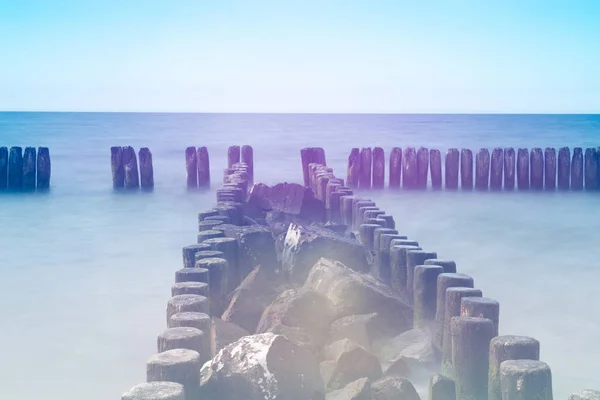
<box><xmin>571</xmin><ymin>147</ymin><xmax>583</xmax><ymax>190</ymax></box>
<box><xmin>22</xmin><ymin>146</ymin><xmax>36</xmax><ymax>190</ymax></box>
<box><xmin>490</xmin><ymin>148</ymin><xmax>503</xmax><ymax>190</ymax></box>
<box><xmin>37</xmin><ymin>147</ymin><xmax>51</xmax><ymax>190</ymax></box>
<box><xmin>430</xmin><ymin>149</ymin><xmax>442</xmax><ymax>189</ymax></box>
<box><xmin>227</xmin><ymin>145</ymin><xmax>240</xmax><ymax>169</ymax></box>
<box><xmin>530</xmin><ymin>148</ymin><xmax>544</xmax><ymax>190</ymax></box>
<box><xmin>545</xmin><ymin>147</ymin><xmax>556</xmax><ymax>190</ymax></box>
<box><xmin>584</xmin><ymin>147</ymin><xmax>598</xmax><ymax>190</ymax></box>
<box><xmin>460</xmin><ymin>149</ymin><xmax>473</xmax><ymax>190</ymax></box>
<box><xmin>372</xmin><ymin>147</ymin><xmax>385</xmax><ymax>189</ymax></box>
<box><xmin>359</xmin><ymin>147</ymin><xmax>372</xmax><ymax>189</ymax></box>
<box><xmin>185</xmin><ymin>147</ymin><xmax>198</xmax><ymax>188</ymax></box>
<box><xmin>475</xmin><ymin>148</ymin><xmax>490</xmax><ymax>190</ymax></box>
<box><xmin>504</xmin><ymin>148</ymin><xmax>515</xmax><ymax>190</ymax></box>
<box><xmin>111</xmin><ymin>146</ymin><xmax>125</xmax><ymax>189</ymax></box>
<box><xmin>8</xmin><ymin>146</ymin><xmax>23</xmax><ymax>189</ymax></box>
<box><xmin>389</xmin><ymin>147</ymin><xmax>402</xmax><ymax>189</ymax></box>
<box><xmin>517</xmin><ymin>148</ymin><xmax>529</xmax><ymax>190</ymax></box>
<box><xmin>417</xmin><ymin>146</ymin><xmax>429</xmax><ymax>189</ymax></box>
<box><xmin>197</xmin><ymin>146</ymin><xmax>210</xmax><ymax>188</ymax></box>
<box><xmin>241</xmin><ymin>145</ymin><xmax>254</xmax><ymax>183</ymax></box>
<box><xmin>557</xmin><ymin>147</ymin><xmax>570</xmax><ymax>190</ymax></box>
<box><xmin>0</xmin><ymin>147</ymin><xmax>7</xmax><ymax>189</ymax></box>
<box><xmin>139</xmin><ymin>147</ymin><xmax>154</xmax><ymax>190</ymax></box>
<box><xmin>403</xmin><ymin>147</ymin><xmax>417</xmax><ymax>189</ymax></box>
<box><xmin>123</xmin><ymin>146</ymin><xmax>140</xmax><ymax>189</ymax></box>
<box><xmin>445</xmin><ymin>148</ymin><xmax>459</xmax><ymax>189</ymax></box>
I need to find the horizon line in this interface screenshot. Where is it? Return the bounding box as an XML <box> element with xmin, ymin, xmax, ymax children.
<box><xmin>1</xmin><ymin>110</ymin><xmax>599</xmax><ymax>115</ymax></box>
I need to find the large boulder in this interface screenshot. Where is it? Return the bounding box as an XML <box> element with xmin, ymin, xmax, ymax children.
<box><xmin>304</xmin><ymin>258</ymin><xmax>413</xmax><ymax>333</ymax></box>
<box><xmin>323</xmin><ymin>339</ymin><xmax>365</xmax><ymax>362</ymax></box>
<box><xmin>200</xmin><ymin>332</ymin><xmax>325</xmax><ymax>400</ymax></box>
<box><xmin>257</xmin><ymin>288</ymin><xmax>336</xmax><ymax>348</ymax></box>
<box><xmin>211</xmin><ymin>317</ymin><xmax>249</xmax><ymax>357</ymax></box>
<box><xmin>371</xmin><ymin>377</ymin><xmax>421</xmax><ymax>400</ymax></box>
<box><xmin>267</xmin><ymin>323</ymin><xmax>326</xmax><ymax>355</ymax></box>
<box><xmin>327</xmin><ymin>346</ymin><xmax>382</xmax><ymax>391</ymax></box>
<box><xmin>329</xmin><ymin>313</ymin><xmax>391</xmax><ymax>351</ymax></box>
<box><xmin>232</xmin><ymin>225</ymin><xmax>279</xmax><ymax>276</ymax></box>
<box><xmin>283</xmin><ymin>224</ymin><xmax>368</xmax><ymax>285</ymax></box>
<box><xmin>326</xmin><ymin>378</ymin><xmax>371</xmax><ymax>400</ymax></box>
<box><xmin>247</xmin><ymin>182</ymin><xmax>325</xmax><ymax>222</ymax></box>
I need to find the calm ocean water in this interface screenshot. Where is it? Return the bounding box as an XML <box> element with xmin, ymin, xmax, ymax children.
<box><xmin>1</xmin><ymin>112</ymin><xmax>599</xmax><ymax>399</ymax></box>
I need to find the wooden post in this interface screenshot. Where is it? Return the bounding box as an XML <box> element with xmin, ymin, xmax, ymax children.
<box><xmin>490</xmin><ymin>148</ymin><xmax>503</xmax><ymax>190</ymax></box>
<box><xmin>517</xmin><ymin>148</ymin><xmax>529</xmax><ymax>190</ymax></box>
<box><xmin>172</xmin><ymin>282</ymin><xmax>209</xmax><ymax>297</ymax></box>
<box><xmin>557</xmin><ymin>147</ymin><xmax>570</xmax><ymax>190</ymax></box>
<box><xmin>584</xmin><ymin>147</ymin><xmax>598</xmax><ymax>190</ymax></box>
<box><xmin>372</xmin><ymin>147</ymin><xmax>385</xmax><ymax>189</ymax></box>
<box><xmin>197</xmin><ymin>146</ymin><xmax>210</xmax><ymax>188</ymax></box>
<box><xmin>500</xmin><ymin>360</ymin><xmax>553</xmax><ymax>400</ymax></box>
<box><xmin>489</xmin><ymin>335</ymin><xmax>540</xmax><ymax>400</ymax></box>
<box><xmin>139</xmin><ymin>147</ymin><xmax>154</xmax><ymax>190</ymax></box>
<box><xmin>36</xmin><ymin>147</ymin><xmax>51</xmax><ymax>190</ymax></box>
<box><xmin>530</xmin><ymin>148</ymin><xmax>544</xmax><ymax>190</ymax></box>
<box><xmin>340</xmin><ymin>195</ymin><xmax>355</xmax><ymax>225</ymax></box>
<box><xmin>430</xmin><ymin>149</ymin><xmax>442</xmax><ymax>189</ymax></box>
<box><xmin>346</xmin><ymin>148</ymin><xmax>361</xmax><ymax>189</ymax></box>
<box><xmin>0</xmin><ymin>147</ymin><xmax>7</xmax><ymax>189</ymax></box>
<box><xmin>451</xmin><ymin>316</ymin><xmax>495</xmax><ymax>400</ymax></box>
<box><xmin>167</xmin><ymin>295</ymin><xmax>210</xmax><ymax>325</ymax></box>
<box><xmin>196</xmin><ymin>257</ymin><xmax>228</xmax><ymax>316</ymax></box>
<box><xmin>414</xmin><ymin>265</ymin><xmax>444</xmax><ymax>328</ymax></box>
<box><xmin>417</xmin><ymin>146</ymin><xmax>429</xmax><ymax>189</ymax></box>
<box><xmin>445</xmin><ymin>148</ymin><xmax>459</xmax><ymax>189</ymax></box>
<box><xmin>146</xmin><ymin>349</ymin><xmax>201</xmax><ymax>399</ymax></box>
<box><xmin>185</xmin><ymin>147</ymin><xmax>198</xmax><ymax>188</ymax></box>
<box><xmin>475</xmin><ymin>148</ymin><xmax>490</xmax><ymax>190</ymax></box>
<box><xmin>434</xmin><ymin>273</ymin><xmax>474</xmax><ymax>351</ymax></box>
<box><xmin>571</xmin><ymin>147</ymin><xmax>583</xmax><ymax>190</ymax></box>
<box><xmin>424</xmin><ymin>259</ymin><xmax>457</xmax><ymax>274</ymax></box>
<box><xmin>157</xmin><ymin>327</ymin><xmax>206</xmax><ymax>360</ymax></box>
<box><xmin>544</xmin><ymin>147</ymin><xmax>556</xmax><ymax>190</ymax></box>
<box><xmin>359</xmin><ymin>147</ymin><xmax>372</xmax><ymax>189</ymax></box>
<box><xmin>504</xmin><ymin>148</ymin><xmax>515</xmax><ymax>190</ymax></box>
<box><xmin>111</xmin><ymin>146</ymin><xmax>125</xmax><ymax>189</ymax></box>
<box><xmin>390</xmin><ymin>245</ymin><xmax>421</xmax><ymax>293</ymax></box>
<box><xmin>389</xmin><ymin>147</ymin><xmax>402</xmax><ymax>189</ymax></box>
<box><xmin>460</xmin><ymin>149</ymin><xmax>473</xmax><ymax>190</ymax></box>
<box><xmin>22</xmin><ymin>147</ymin><xmax>36</xmax><ymax>190</ymax></box>
<box><xmin>460</xmin><ymin>297</ymin><xmax>499</xmax><ymax>336</ymax></box>
<box><xmin>123</xmin><ymin>146</ymin><xmax>140</xmax><ymax>189</ymax></box>
<box><xmin>8</xmin><ymin>146</ymin><xmax>23</xmax><ymax>189</ymax></box>
<box><xmin>227</xmin><ymin>145</ymin><xmax>240</xmax><ymax>169</ymax></box>
<box><xmin>406</xmin><ymin>250</ymin><xmax>437</xmax><ymax>303</ymax></box>
<box><xmin>403</xmin><ymin>147</ymin><xmax>417</xmax><ymax>189</ymax></box>
<box><xmin>241</xmin><ymin>145</ymin><xmax>253</xmax><ymax>183</ymax></box>
<box><xmin>122</xmin><ymin>382</ymin><xmax>185</xmax><ymax>400</ymax></box>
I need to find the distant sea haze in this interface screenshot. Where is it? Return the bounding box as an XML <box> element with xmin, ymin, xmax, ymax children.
<box><xmin>0</xmin><ymin>112</ymin><xmax>599</xmax><ymax>399</ymax></box>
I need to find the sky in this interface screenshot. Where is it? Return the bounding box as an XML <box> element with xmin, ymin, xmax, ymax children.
<box><xmin>0</xmin><ymin>0</ymin><xmax>599</xmax><ymax>113</ymax></box>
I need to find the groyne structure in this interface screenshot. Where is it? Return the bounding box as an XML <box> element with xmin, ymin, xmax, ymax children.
<box><xmin>122</xmin><ymin>146</ymin><xmax>599</xmax><ymax>400</ymax></box>
<box><xmin>347</xmin><ymin>146</ymin><xmax>600</xmax><ymax>191</ymax></box>
<box><xmin>0</xmin><ymin>146</ymin><xmax>50</xmax><ymax>191</ymax></box>
<box><xmin>111</xmin><ymin>146</ymin><xmax>154</xmax><ymax>190</ymax></box>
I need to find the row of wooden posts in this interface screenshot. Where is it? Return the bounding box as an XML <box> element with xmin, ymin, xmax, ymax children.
<box><xmin>0</xmin><ymin>146</ymin><xmax>51</xmax><ymax>190</ymax></box>
<box><xmin>110</xmin><ymin>146</ymin><xmax>154</xmax><ymax>190</ymax></box>
<box><xmin>305</xmin><ymin>146</ymin><xmax>595</xmax><ymax>400</ymax></box>
<box><xmin>184</xmin><ymin>145</ymin><xmax>254</xmax><ymax>189</ymax></box>
<box><xmin>347</xmin><ymin>146</ymin><xmax>600</xmax><ymax>191</ymax></box>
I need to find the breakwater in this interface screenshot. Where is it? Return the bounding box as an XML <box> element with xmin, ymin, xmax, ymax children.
<box><xmin>347</xmin><ymin>146</ymin><xmax>600</xmax><ymax>191</ymax></box>
<box><xmin>0</xmin><ymin>146</ymin><xmax>50</xmax><ymax>191</ymax></box>
<box><xmin>121</xmin><ymin>146</ymin><xmax>599</xmax><ymax>400</ymax></box>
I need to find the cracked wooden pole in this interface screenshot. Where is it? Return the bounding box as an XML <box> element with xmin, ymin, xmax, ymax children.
<box><xmin>414</xmin><ymin>265</ymin><xmax>444</xmax><ymax>328</ymax></box>
<box><xmin>185</xmin><ymin>147</ymin><xmax>197</xmax><ymax>188</ymax></box>
<box><xmin>571</xmin><ymin>147</ymin><xmax>583</xmax><ymax>190</ymax></box>
<box><xmin>197</xmin><ymin>146</ymin><xmax>210</xmax><ymax>188</ymax></box>
<box><xmin>430</xmin><ymin>149</ymin><xmax>442</xmax><ymax>189</ymax></box>
<box><xmin>500</xmin><ymin>360</ymin><xmax>553</xmax><ymax>400</ymax></box>
<box><xmin>475</xmin><ymin>148</ymin><xmax>490</xmax><ymax>190</ymax></box>
<box><xmin>36</xmin><ymin>147</ymin><xmax>51</xmax><ymax>189</ymax></box>
<box><xmin>227</xmin><ymin>145</ymin><xmax>240</xmax><ymax>169</ymax></box>
<box><xmin>406</xmin><ymin>250</ymin><xmax>437</xmax><ymax>303</ymax></box>
<box><xmin>585</xmin><ymin>147</ymin><xmax>598</xmax><ymax>190</ymax></box>
<box><xmin>139</xmin><ymin>147</ymin><xmax>154</xmax><ymax>190</ymax></box>
<box><xmin>530</xmin><ymin>148</ymin><xmax>544</xmax><ymax>190</ymax></box>
<box><xmin>8</xmin><ymin>146</ymin><xmax>23</xmax><ymax>189</ymax></box>
<box><xmin>22</xmin><ymin>147</ymin><xmax>36</xmax><ymax>190</ymax></box>
<box><xmin>557</xmin><ymin>147</ymin><xmax>570</xmax><ymax>190</ymax></box>
<box><xmin>417</xmin><ymin>146</ymin><xmax>429</xmax><ymax>189</ymax></box>
<box><xmin>372</xmin><ymin>147</ymin><xmax>385</xmax><ymax>189</ymax></box>
<box><xmin>445</xmin><ymin>148</ymin><xmax>459</xmax><ymax>189</ymax></box>
<box><xmin>359</xmin><ymin>147</ymin><xmax>372</xmax><ymax>189</ymax></box>
<box><xmin>490</xmin><ymin>147</ymin><xmax>503</xmax><ymax>190</ymax></box>
<box><xmin>0</xmin><ymin>147</ymin><xmax>7</xmax><ymax>189</ymax></box>
<box><xmin>111</xmin><ymin>146</ymin><xmax>125</xmax><ymax>189</ymax></box>
<box><xmin>460</xmin><ymin>149</ymin><xmax>473</xmax><ymax>190</ymax></box>
<box><xmin>504</xmin><ymin>148</ymin><xmax>515</xmax><ymax>190</ymax></box>
<box><xmin>346</xmin><ymin>148</ymin><xmax>361</xmax><ymax>189</ymax></box>
<box><xmin>433</xmin><ymin>273</ymin><xmax>474</xmax><ymax>351</ymax></box>
<box><xmin>389</xmin><ymin>147</ymin><xmax>402</xmax><ymax>189</ymax></box>
<box><xmin>403</xmin><ymin>147</ymin><xmax>417</xmax><ymax>189</ymax></box>
<box><xmin>545</xmin><ymin>147</ymin><xmax>556</xmax><ymax>190</ymax></box>
<box><xmin>121</xmin><ymin>146</ymin><xmax>139</xmax><ymax>189</ymax></box>
<box><xmin>241</xmin><ymin>145</ymin><xmax>253</xmax><ymax>183</ymax></box>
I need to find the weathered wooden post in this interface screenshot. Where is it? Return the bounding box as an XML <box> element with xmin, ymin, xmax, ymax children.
<box><xmin>460</xmin><ymin>149</ymin><xmax>473</xmax><ymax>190</ymax></box>
<box><xmin>389</xmin><ymin>147</ymin><xmax>402</xmax><ymax>188</ymax></box>
<box><xmin>504</xmin><ymin>148</ymin><xmax>515</xmax><ymax>190</ymax></box>
<box><xmin>417</xmin><ymin>147</ymin><xmax>429</xmax><ymax>189</ymax></box>
<box><xmin>372</xmin><ymin>147</ymin><xmax>385</xmax><ymax>189</ymax></box>
<box><xmin>545</xmin><ymin>147</ymin><xmax>556</xmax><ymax>190</ymax></box>
<box><xmin>22</xmin><ymin>147</ymin><xmax>36</xmax><ymax>190</ymax></box>
<box><xmin>585</xmin><ymin>147</ymin><xmax>598</xmax><ymax>190</ymax></box>
<box><xmin>300</xmin><ymin>148</ymin><xmax>312</xmax><ymax>187</ymax></box>
<box><xmin>445</xmin><ymin>148</ymin><xmax>459</xmax><ymax>189</ymax></box>
<box><xmin>37</xmin><ymin>147</ymin><xmax>51</xmax><ymax>189</ymax></box>
<box><xmin>490</xmin><ymin>148</ymin><xmax>503</xmax><ymax>190</ymax></box>
<box><xmin>175</xmin><ymin>268</ymin><xmax>210</xmax><ymax>285</ymax></box>
<box><xmin>425</xmin><ymin>259</ymin><xmax>457</xmax><ymax>274</ymax></box>
<box><xmin>123</xmin><ymin>146</ymin><xmax>140</xmax><ymax>189</ymax></box>
<box><xmin>442</xmin><ymin>287</ymin><xmax>482</xmax><ymax>375</ymax></box>
<box><xmin>196</xmin><ymin>257</ymin><xmax>228</xmax><ymax>316</ymax></box>
<box><xmin>376</xmin><ymin>233</ymin><xmax>406</xmax><ymax>284</ymax></box>
<box><xmin>414</xmin><ymin>265</ymin><xmax>444</xmax><ymax>328</ymax></box>
<box><xmin>359</xmin><ymin>223</ymin><xmax>381</xmax><ymax>251</ymax></box>
<box><xmin>157</xmin><ymin>327</ymin><xmax>206</xmax><ymax>357</ymax></box>
<box><xmin>346</xmin><ymin>148</ymin><xmax>360</xmax><ymax>189</ymax></box>
<box><xmin>530</xmin><ymin>148</ymin><xmax>544</xmax><ymax>190</ymax></box>
<box><xmin>170</xmin><ymin>312</ymin><xmax>212</xmax><ymax>361</ymax></box>
<box><xmin>185</xmin><ymin>147</ymin><xmax>198</xmax><ymax>188</ymax></box>
<box><xmin>359</xmin><ymin>147</ymin><xmax>372</xmax><ymax>189</ymax></box>
<box><xmin>488</xmin><ymin>335</ymin><xmax>540</xmax><ymax>400</ymax></box>
<box><xmin>390</xmin><ymin>244</ymin><xmax>421</xmax><ymax>294</ymax></box>
<box><xmin>8</xmin><ymin>146</ymin><xmax>23</xmax><ymax>189</ymax></box>
<box><xmin>167</xmin><ymin>295</ymin><xmax>210</xmax><ymax>324</ymax></box>
<box><xmin>340</xmin><ymin>195</ymin><xmax>355</xmax><ymax>225</ymax></box>
<box><xmin>430</xmin><ymin>149</ymin><xmax>442</xmax><ymax>189</ymax></box>
<box><xmin>572</xmin><ymin>147</ymin><xmax>584</xmax><ymax>190</ymax></box>
<box><xmin>197</xmin><ymin>146</ymin><xmax>210</xmax><ymax>188</ymax></box>
<box><xmin>139</xmin><ymin>147</ymin><xmax>154</xmax><ymax>190</ymax></box>
<box><xmin>0</xmin><ymin>147</ymin><xmax>7</xmax><ymax>189</ymax></box>
<box><xmin>204</xmin><ymin>237</ymin><xmax>239</xmax><ymax>292</ymax></box>
<box><xmin>182</xmin><ymin>244</ymin><xmax>211</xmax><ymax>268</ymax></box>
<box><xmin>500</xmin><ymin>360</ymin><xmax>553</xmax><ymax>400</ymax></box>
<box><xmin>241</xmin><ymin>145</ymin><xmax>253</xmax><ymax>183</ymax></box>
<box><xmin>517</xmin><ymin>148</ymin><xmax>529</xmax><ymax>190</ymax></box>
<box><xmin>451</xmin><ymin>316</ymin><xmax>495</xmax><ymax>400</ymax></box>
<box><xmin>475</xmin><ymin>148</ymin><xmax>490</xmax><ymax>190</ymax></box>
<box><xmin>403</xmin><ymin>147</ymin><xmax>417</xmax><ymax>189</ymax></box>
<box><xmin>122</xmin><ymin>382</ymin><xmax>185</xmax><ymax>400</ymax></box>
<box><xmin>146</xmin><ymin>349</ymin><xmax>201</xmax><ymax>399</ymax></box>
<box><xmin>557</xmin><ymin>147</ymin><xmax>571</xmax><ymax>190</ymax></box>
<box><xmin>227</xmin><ymin>145</ymin><xmax>240</xmax><ymax>169</ymax></box>
<box><xmin>171</xmin><ymin>282</ymin><xmax>209</xmax><ymax>297</ymax></box>
<box><xmin>111</xmin><ymin>146</ymin><xmax>125</xmax><ymax>189</ymax></box>
<box><xmin>433</xmin><ymin>273</ymin><xmax>474</xmax><ymax>350</ymax></box>
<box><xmin>460</xmin><ymin>297</ymin><xmax>499</xmax><ymax>336</ymax></box>
<box><xmin>406</xmin><ymin>250</ymin><xmax>437</xmax><ymax>303</ymax></box>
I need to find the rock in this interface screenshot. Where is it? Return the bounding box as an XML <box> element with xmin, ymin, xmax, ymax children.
<box><xmin>321</xmin><ymin>360</ymin><xmax>336</xmax><ymax>385</ymax></box>
<box><xmin>304</xmin><ymin>258</ymin><xmax>413</xmax><ymax>333</ymax></box>
<box><xmin>374</xmin><ymin>328</ymin><xmax>437</xmax><ymax>371</ymax></box>
<box><xmin>283</xmin><ymin>224</ymin><xmax>368</xmax><ymax>284</ymax></box>
<box><xmin>371</xmin><ymin>377</ymin><xmax>421</xmax><ymax>400</ymax></box>
<box><xmin>231</xmin><ymin>225</ymin><xmax>279</xmax><ymax>276</ymax></box>
<box><xmin>200</xmin><ymin>332</ymin><xmax>325</xmax><ymax>400</ymax></box>
<box><xmin>324</xmin><ymin>339</ymin><xmax>365</xmax><ymax>362</ymax></box>
<box><xmin>248</xmin><ymin>182</ymin><xmax>326</xmax><ymax>222</ymax></box>
<box><xmin>326</xmin><ymin>378</ymin><xmax>371</xmax><ymax>400</ymax></box>
<box><xmin>570</xmin><ymin>390</ymin><xmax>600</xmax><ymax>400</ymax></box>
<box><xmin>210</xmin><ymin>317</ymin><xmax>249</xmax><ymax>357</ymax></box>
<box><xmin>267</xmin><ymin>323</ymin><xmax>326</xmax><ymax>354</ymax></box>
<box><xmin>222</xmin><ymin>266</ymin><xmax>287</xmax><ymax>333</ymax></box>
<box><xmin>256</xmin><ymin>289</ymin><xmax>336</xmax><ymax>343</ymax></box>
<box><xmin>327</xmin><ymin>347</ymin><xmax>382</xmax><ymax>391</ymax></box>
<box><xmin>329</xmin><ymin>313</ymin><xmax>393</xmax><ymax>350</ymax></box>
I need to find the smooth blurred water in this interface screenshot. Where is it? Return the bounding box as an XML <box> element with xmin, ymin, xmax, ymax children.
<box><xmin>1</xmin><ymin>113</ymin><xmax>599</xmax><ymax>399</ymax></box>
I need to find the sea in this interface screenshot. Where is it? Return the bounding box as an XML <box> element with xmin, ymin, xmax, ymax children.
<box><xmin>1</xmin><ymin>112</ymin><xmax>599</xmax><ymax>399</ymax></box>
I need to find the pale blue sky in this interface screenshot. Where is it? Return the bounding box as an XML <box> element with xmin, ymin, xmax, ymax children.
<box><xmin>1</xmin><ymin>1</ymin><xmax>599</xmax><ymax>113</ymax></box>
